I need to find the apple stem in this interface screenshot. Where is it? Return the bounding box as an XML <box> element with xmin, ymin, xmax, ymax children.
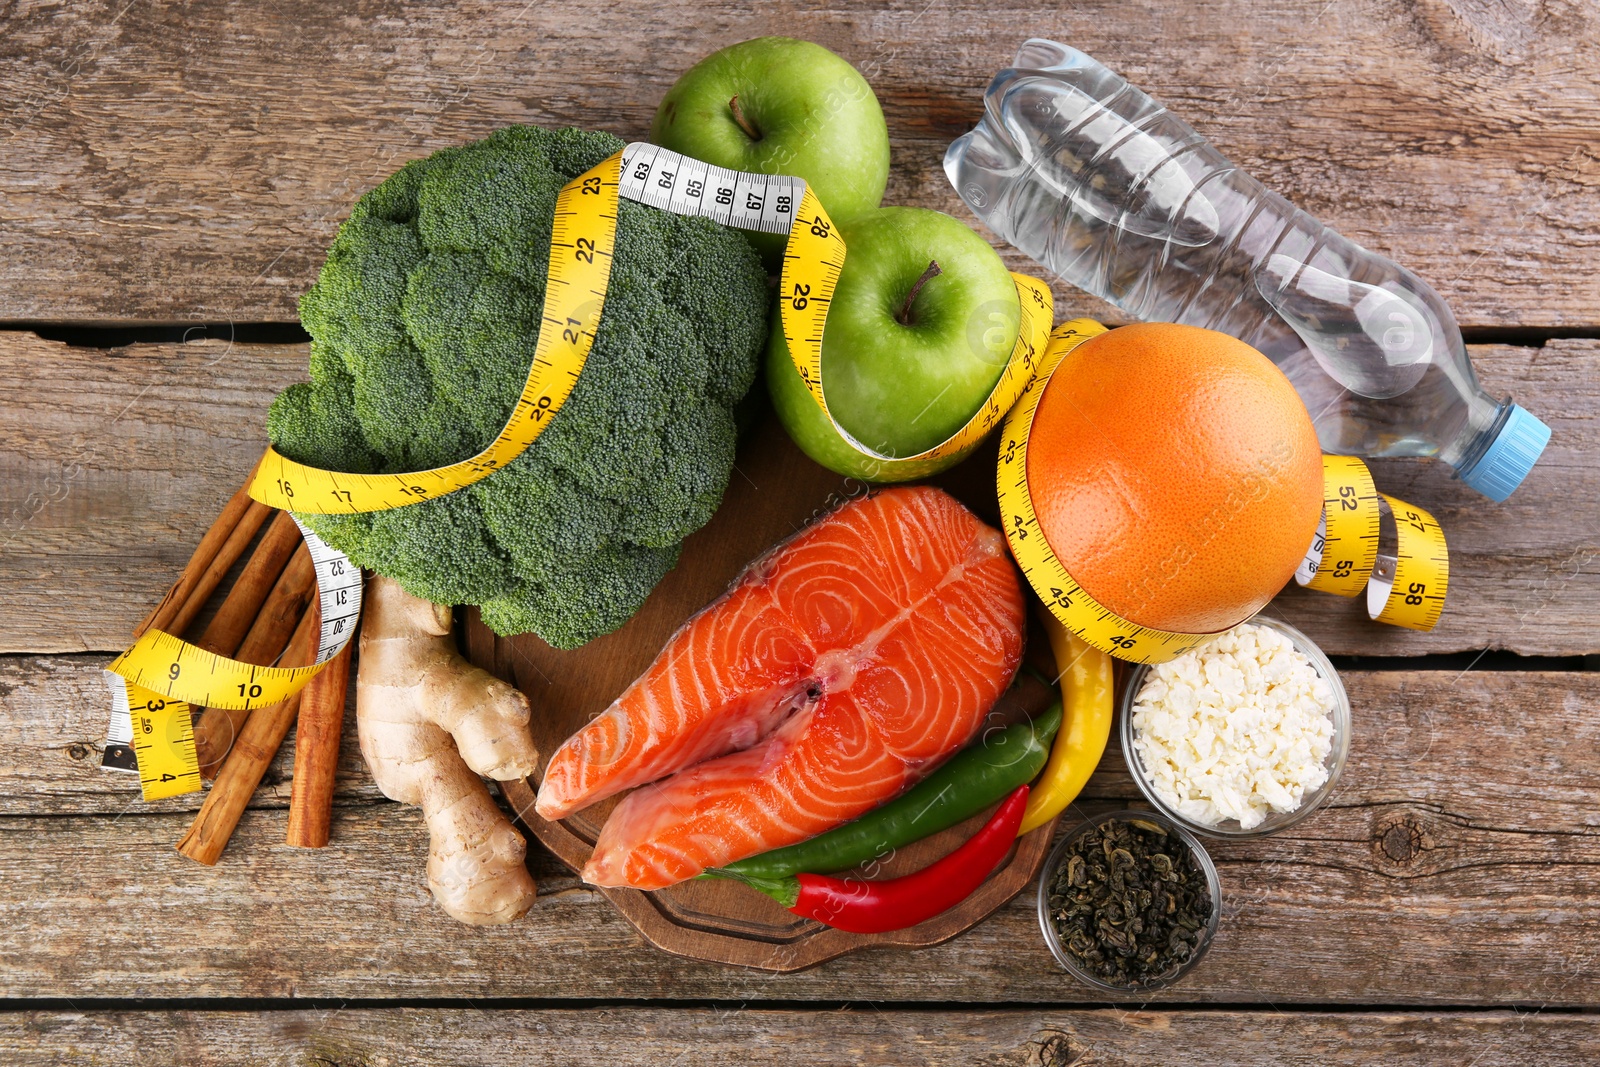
<box><xmin>728</xmin><ymin>95</ymin><xmax>762</xmax><ymax>142</ymax></box>
<box><xmin>896</xmin><ymin>260</ymin><xmax>943</xmax><ymax>326</ymax></box>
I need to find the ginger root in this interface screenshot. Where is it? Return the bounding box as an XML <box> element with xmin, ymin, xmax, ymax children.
<box><xmin>357</xmin><ymin>575</ymin><xmax>540</xmax><ymax>924</ymax></box>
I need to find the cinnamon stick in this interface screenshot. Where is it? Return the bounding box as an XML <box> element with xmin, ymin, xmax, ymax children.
<box><xmin>193</xmin><ymin>542</ymin><xmax>317</xmax><ymax>777</ymax></box>
<box><xmin>194</xmin><ymin>509</ymin><xmax>303</xmax><ymax>656</ymax></box>
<box><xmin>165</xmin><ymin>499</ymin><xmax>275</xmax><ymax>639</ymax></box>
<box><xmin>285</xmin><ymin>639</ymin><xmax>353</xmax><ymax>848</ymax></box>
<box><xmin>176</xmin><ymin>600</ymin><xmax>321</xmax><ymax>866</ymax></box>
<box><xmin>135</xmin><ymin>459</ymin><xmax>263</xmax><ymax>638</ymax></box>
<box><xmin>237</xmin><ymin>544</ymin><xmax>317</xmax><ymax>661</ymax></box>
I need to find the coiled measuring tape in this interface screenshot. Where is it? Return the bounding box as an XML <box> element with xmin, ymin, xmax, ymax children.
<box><xmin>1295</xmin><ymin>457</ymin><xmax>1449</xmax><ymax>631</ymax></box>
<box><xmin>108</xmin><ymin>144</ymin><xmax>1056</xmax><ymax>797</ymax></box>
<box><xmin>103</xmin><ymin>520</ymin><xmax>361</xmax><ymax>800</ymax></box>
<box><xmin>626</xmin><ymin>145</ymin><xmax>1051</xmax><ymax>474</ymax></box>
<box><xmin>998</xmin><ymin>321</ymin><xmax>1451</xmax><ymax>665</ymax></box>
<box><xmin>246</xmin><ymin>142</ymin><xmax>1052</xmax><ymax>512</ymax></box>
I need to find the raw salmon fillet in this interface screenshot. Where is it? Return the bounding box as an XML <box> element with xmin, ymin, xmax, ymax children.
<box><xmin>534</xmin><ymin>486</ymin><xmax>1025</xmax><ymax>890</ymax></box>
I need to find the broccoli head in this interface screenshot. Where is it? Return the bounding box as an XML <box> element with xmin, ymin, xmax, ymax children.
<box><xmin>267</xmin><ymin>125</ymin><xmax>770</xmax><ymax>648</ymax></box>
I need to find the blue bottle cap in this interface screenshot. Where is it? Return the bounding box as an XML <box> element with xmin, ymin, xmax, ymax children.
<box><xmin>1458</xmin><ymin>403</ymin><xmax>1551</xmax><ymax>502</ymax></box>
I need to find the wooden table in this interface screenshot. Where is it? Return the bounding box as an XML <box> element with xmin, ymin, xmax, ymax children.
<box><xmin>3</xmin><ymin>2</ymin><xmax>1597</xmax><ymax>1063</ymax></box>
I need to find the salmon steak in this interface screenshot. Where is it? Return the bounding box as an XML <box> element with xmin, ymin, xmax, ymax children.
<box><xmin>534</xmin><ymin>485</ymin><xmax>1026</xmax><ymax>890</ymax></box>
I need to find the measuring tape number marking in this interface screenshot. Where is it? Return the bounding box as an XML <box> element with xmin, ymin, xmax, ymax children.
<box><xmin>103</xmin><ymin>520</ymin><xmax>362</xmax><ymax>801</ymax></box>
<box><xmin>248</xmin><ymin>143</ymin><xmax>1054</xmax><ymax>512</ymax></box>
<box><xmin>999</xmin><ymin>321</ymin><xmax>1452</xmax><ymax>664</ymax></box>
<box><xmin>248</xmin><ymin>145</ymin><xmax>825</xmax><ymax>514</ymax></box>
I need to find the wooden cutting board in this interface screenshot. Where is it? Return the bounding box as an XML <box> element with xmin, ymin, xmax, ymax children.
<box><xmin>461</xmin><ymin>414</ymin><xmax>1061</xmax><ymax>972</ymax></box>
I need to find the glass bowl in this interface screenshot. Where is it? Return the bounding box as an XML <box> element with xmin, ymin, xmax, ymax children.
<box><xmin>1120</xmin><ymin>615</ymin><xmax>1352</xmax><ymax>839</ymax></box>
<box><xmin>1036</xmin><ymin>808</ymin><xmax>1222</xmax><ymax>992</ymax></box>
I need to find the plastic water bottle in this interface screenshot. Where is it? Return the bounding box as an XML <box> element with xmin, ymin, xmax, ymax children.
<box><xmin>945</xmin><ymin>39</ymin><xmax>1550</xmax><ymax>501</ymax></box>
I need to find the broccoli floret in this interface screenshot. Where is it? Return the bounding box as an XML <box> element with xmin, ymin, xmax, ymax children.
<box><xmin>478</xmin><ymin>540</ymin><xmax>683</xmax><ymax>645</ymax></box>
<box><xmin>269</xmin><ymin>125</ymin><xmax>769</xmax><ymax>648</ymax></box>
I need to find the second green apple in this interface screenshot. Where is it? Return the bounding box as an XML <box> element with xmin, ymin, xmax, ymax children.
<box><xmin>769</xmin><ymin>207</ymin><xmax>1022</xmax><ymax>482</ymax></box>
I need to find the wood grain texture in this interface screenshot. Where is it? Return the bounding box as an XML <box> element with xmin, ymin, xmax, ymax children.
<box><xmin>2</xmin><ymin>332</ymin><xmax>1593</xmax><ymax>655</ymax></box>
<box><xmin>1</xmin><ymin>1008</ymin><xmax>1596</xmax><ymax>1066</ymax></box>
<box><xmin>2</xmin><ymin>669</ymin><xmax>1597</xmax><ymax>1004</ymax></box>
<box><xmin>1</xmin><ymin>0</ymin><xmax>1597</xmax><ymax>325</ymax></box>
<box><xmin>0</xmin><ymin>334</ymin><xmax>306</xmax><ymax>654</ymax></box>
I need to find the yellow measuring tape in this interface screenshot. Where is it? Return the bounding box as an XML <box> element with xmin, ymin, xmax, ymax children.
<box><xmin>110</xmin><ymin>137</ymin><xmax>1448</xmax><ymax>796</ymax></box>
<box><xmin>107</xmin><ymin>143</ymin><xmax>904</xmax><ymax>798</ymax></box>
<box><xmin>783</xmin><ymin>268</ymin><xmax>1054</xmax><ymax>476</ymax></box>
<box><xmin>1295</xmin><ymin>458</ymin><xmax>1450</xmax><ymax>631</ymax></box>
<box><xmin>103</xmin><ymin>520</ymin><xmax>361</xmax><ymax>800</ymax></box>
<box><xmin>998</xmin><ymin>321</ymin><xmax>1451</xmax><ymax>664</ymax></box>
<box><xmin>1308</xmin><ymin>488</ymin><xmax>1449</xmax><ymax>632</ymax></box>
<box><xmin>246</xmin><ymin>143</ymin><xmax>1053</xmax><ymax>512</ymax></box>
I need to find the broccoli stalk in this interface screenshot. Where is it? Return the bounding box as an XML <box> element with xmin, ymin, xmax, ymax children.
<box><xmin>267</xmin><ymin>125</ymin><xmax>770</xmax><ymax>648</ymax></box>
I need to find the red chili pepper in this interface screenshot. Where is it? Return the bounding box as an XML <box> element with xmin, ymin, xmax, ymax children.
<box><xmin>737</xmin><ymin>785</ymin><xmax>1030</xmax><ymax>934</ymax></box>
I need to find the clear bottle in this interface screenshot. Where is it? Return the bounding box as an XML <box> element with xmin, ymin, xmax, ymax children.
<box><xmin>945</xmin><ymin>38</ymin><xmax>1549</xmax><ymax>501</ymax></box>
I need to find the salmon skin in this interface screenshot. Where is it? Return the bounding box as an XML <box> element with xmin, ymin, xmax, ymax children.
<box><xmin>534</xmin><ymin>486</ymin><xmax>1026</xmax><ymax>891</ymax></box>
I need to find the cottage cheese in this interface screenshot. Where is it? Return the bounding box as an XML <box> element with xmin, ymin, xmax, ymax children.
<box><xmin>1131</xmin><ymin>623</ymin><xmax>1336</xmax><ymax>830</ymax></box>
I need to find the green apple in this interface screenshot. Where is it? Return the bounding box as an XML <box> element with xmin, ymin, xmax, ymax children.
<box><xmin>768</xmin><ymin>207</ymin><xmax>1021</xmax><ymax>482</ymax></box>
<box><xmin>650</xmin><ymin>37</ymin><xmax>890</xmax><ymax>263</ymax></box>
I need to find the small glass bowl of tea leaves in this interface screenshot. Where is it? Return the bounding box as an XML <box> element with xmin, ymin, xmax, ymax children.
<box><xmin>1036</xmin><ymin>809</ymin><xmax>1221</xmax><ymax>992</ymax></box>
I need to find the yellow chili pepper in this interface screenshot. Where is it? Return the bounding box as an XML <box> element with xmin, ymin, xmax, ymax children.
<box><xmin>1019</xmin><ymin>611</ymin><xmax>1115</xmax><ymax>835</ymax></box>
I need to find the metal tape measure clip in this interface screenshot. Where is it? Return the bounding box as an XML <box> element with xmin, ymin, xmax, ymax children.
<box><xmin>103</xmin><ymin>520</ymin><xmax>361</xmax><ymax>801</ymax></box>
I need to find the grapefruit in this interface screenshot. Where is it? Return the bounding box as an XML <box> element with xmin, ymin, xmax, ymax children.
<box><xmin>1026</xmin><ymin>323</ymin><xmax>1323</xmax><ymax>634</ymax></box>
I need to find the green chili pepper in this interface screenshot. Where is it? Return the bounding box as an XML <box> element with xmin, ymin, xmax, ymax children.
<box><xmin>709</xmin><ymin>700</ymin><xmax>1062</xmax><ymax>882</ymax></box>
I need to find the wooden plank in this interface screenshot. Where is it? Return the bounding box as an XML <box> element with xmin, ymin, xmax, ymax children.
<box><xmin>2</xmin><ymin>332</ymin><xmax>1594</xmax><ymax>656</ymax></box>
<box><xmin>2</xmin><ymin>669</ymin><xmax>1597</xmax><ymax>1004</ymax></box>
<box><xmin>0</xmin><ymin>0</ymin><xmax>1597</xmax><ymax>325</ymax></box>
<box><xmin>0</xmin><ymin>334</ymin><xmax>305</xmax><ymax>654</ymax></box>
<box><xmin>1</xmin><ymin>1008</ymin><xmax>1596</xmax><ymax>1066</ymax></box>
